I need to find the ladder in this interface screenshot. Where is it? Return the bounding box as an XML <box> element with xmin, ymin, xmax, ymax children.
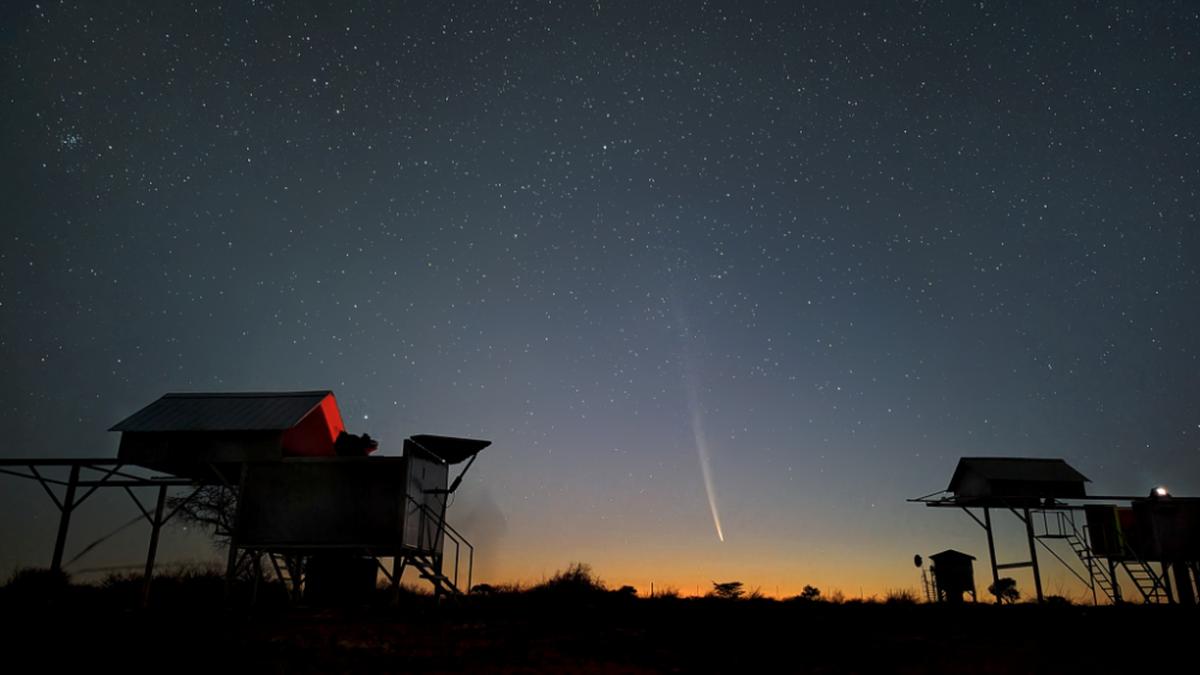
<box><xmin>1119</xmin><ymin>559</ymin><xmax>1170</xmax><ymax>603</ymax></box>
<box><xmin>266</xmin><ymin>552</ymin><xmax>305</xmax><ymax>601</ymax></box>
<box><xmin>1063</xmin><ymin>530</ymin><xmax>1118</xmax><ymax>604</ymax></box>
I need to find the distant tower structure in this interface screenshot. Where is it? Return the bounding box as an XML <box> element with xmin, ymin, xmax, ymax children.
<box><xmin>912</xmin><ymin>456</ymin><xmax>1199</xmax><ymax>605</ymax></box>
<box><xmin>930</xmin><ymin>549</ymin><xmax>977</xmax><ymax>603</ymax></box>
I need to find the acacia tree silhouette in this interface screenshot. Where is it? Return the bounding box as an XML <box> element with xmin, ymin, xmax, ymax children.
<box><xmin>988</xmin><ymin>577</ymin><xmax>1020</xmax><ymax>604</ymax></box>
<box><xmin>710</xmin><ymin>581</ymin><xmax>745</xmax><ymax>599</ymax></box>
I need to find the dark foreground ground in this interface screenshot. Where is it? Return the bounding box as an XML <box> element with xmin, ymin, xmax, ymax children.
<box><xmin>0</xmin><ymin>579</ymin><xmax>1194</xmax><ymax>673</ymax></box>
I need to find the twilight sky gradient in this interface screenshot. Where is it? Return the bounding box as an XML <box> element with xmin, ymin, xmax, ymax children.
<box><xmin>2</xmin><ymin>1</ymin><xmax>1198</xmax><ymax>598</ymax></box>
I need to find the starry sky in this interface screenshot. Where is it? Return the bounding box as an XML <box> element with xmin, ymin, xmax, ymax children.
<box><xmin>2</xmin><ymin>1</ymin><xmax>1198</xmax><ymax>599</ymax></box>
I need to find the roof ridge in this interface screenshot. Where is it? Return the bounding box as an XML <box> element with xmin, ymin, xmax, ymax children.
<box><xmin>109</xmin><ymin>391</ymin><xmax>335</xmax><ymax>432</ymax></box>
<box><xmin>962</xmin><ymin>456</ymin><xmax>1064</xmax><ymax>461</ymax></box>
<box><xmin>160</xmin><ymin>390</ymin><xmax>333</xmax><ymax>398</ymax></box>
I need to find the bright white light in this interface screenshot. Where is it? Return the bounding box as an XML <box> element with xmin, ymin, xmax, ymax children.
<box><xmin>1154</xmin><ymin>486</ymin><xmax>1169</xmax><ymax>497</ymax></box>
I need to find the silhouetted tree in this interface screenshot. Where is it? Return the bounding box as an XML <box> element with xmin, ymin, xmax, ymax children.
<box><xmin>988</xmin><ymin>577</ymin><xmax>1020</xmax><ymax>604</ymax></box>
<box><xmin>168</xmin><ymin>484</ymin><xmax>237</xmax><ymax>545</ymax></box>
<box><xmin>167</xmin><ymin>485</ymin><xmax>266</xmax><ymax>581</ymax></box>
<box><xmin>800</xmin><ymin>584</ymin><xmax>822</xmax><ymax>601</ymax></box>
<box><xmin>710</xmin><ymin>581</ymin><xmax>745</xmax><ymax>599</ymax></box>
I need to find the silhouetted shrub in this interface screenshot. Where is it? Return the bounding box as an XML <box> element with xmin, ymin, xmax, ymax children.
<box><xmin>1</xmin><ymin>567</ymin><xmax>71</xmax><ymax>606</ymax></box>
<box><xmin>467</xmin><ymin>582</ymin><xmax>523</xmax><ymax>597</ymax></box>
<box><xmin>96</xmin><ymin>565</ymin><xmax>275</xmax><ymax>609</ymax></box>
<box><xmin>532</xmin><ymin>562</ymin><xmax>607</xmax><ymax>595</ymax></box>
<box><xmin>885</xmin><ymin>588</ymin><xmax>918</xmax><ymax>605</ymax></box>
<box><xmin>652</xmin><ymin>585</ymin><xmax>680</xmax><ymax>599</ymax></box>
<box><xmin>799</xmin><ymin>585</ymin><xmax>821</xmax><ymax>601</ymax></box>
<box><xmin>615</xmin><ymin>585</ymin><xmax>637</xmax><ymax>597</ymax></box>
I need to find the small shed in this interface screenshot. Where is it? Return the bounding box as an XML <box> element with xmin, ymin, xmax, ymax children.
<box><xmin>948</xmin><ymin>457</ymin><xmax>1089</xmax><ymax>505</ymax></box>
<box><xmin>110</xmin><ymin>391</ymin><xmax>351</xmax><ymax>479</ymax></box>
<box><xmin>930</xmin><ymin>549</ymin><xmax>977</xmax><ymax>603</ymax></box>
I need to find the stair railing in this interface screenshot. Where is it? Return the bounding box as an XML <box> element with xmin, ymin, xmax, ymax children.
<box><xmin>405</xmin><ymin>495</ymin><xmax>474</xmax><ymax>593</ymax></box>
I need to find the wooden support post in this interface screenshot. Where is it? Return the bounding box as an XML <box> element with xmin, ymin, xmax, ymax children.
<box><xmin>50</xmin><ymin>464</ymin><xmax>80</xmax><ymax>572</ymax></box>
<box><xmin>224</xmin><ymin>545</ymin><xmax>240</xmax><ymax>602</ymax></box>
<box><xmin>1023</xmin><ymin>508</ymin><xmax>1044</xmax><ymax>602</ymax></box>
<box><xmin>140</xmin><ymin>484</ymin><xmax>168</xmax><ymax>608</ymax></box>
<box><xmin>1108</xmin><ymin>559</ymin><xmax>1123</xmax><ymax>603</ymax></box>
<box><xmin>983</xmin><ymin>507</ymin><xmax>1001</xmax><ymax>604</ymax></box>
<box><xmin>1173</xmin><ymin>562</ymin><xmax>1195</xmax><ymax>606</ymax></box>
<box><xmin>223</xmin><ymin>466</ymin><xmax>247</xmax><ymax>604</ymax></box>
<box><xmin>390</xmin><ymin>555</ymin><xmax>403</xmax><ymax>606</ymax></box>
<box><xmin>250</xmin><ymin>551</ymin><xmax>261</xmax><ymax>607</ymax></box>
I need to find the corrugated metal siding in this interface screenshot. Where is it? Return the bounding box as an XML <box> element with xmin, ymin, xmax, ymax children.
<box><xmin>110</xmin><ymin>391</ymin><xmax>332</xmax><ymax>432</ymax></box>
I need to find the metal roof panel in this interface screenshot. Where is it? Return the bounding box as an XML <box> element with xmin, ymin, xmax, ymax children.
<box><xmin>407</xmin><ymin>434</ymin><xmax>491</xmax><ymax>464</ymax></box>
<box><xmin>948</xmin><ymin>457</ymin><xmax>1089</xmax><ymax>491</ymax></box>
<box><xmin>109</xmin><ymin>391</ymin><xmax>333</xmax><ymax>432</ymax></box>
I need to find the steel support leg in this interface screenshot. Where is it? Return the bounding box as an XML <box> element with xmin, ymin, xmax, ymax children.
<box><xmin>140</xmin><ymin>484</ymin><xmax>168</xmax><ymax>608</ymax></box>
<box><xmin>49</xmin><ymin>464</ymin><xmax>80</xmax><ymax>572</ymax></box>
<box><xmin>983</xmin><ymin>507</ymin><xmax>1001</xmax><ymax>604</ymax></box>
<box><xmin>1023</xmin><ymin>507</ymin><xmax>1044</xmax><ymax>602</ymax></box>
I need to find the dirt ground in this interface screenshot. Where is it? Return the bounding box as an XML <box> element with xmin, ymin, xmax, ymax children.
<box><xmin>1</xmin><ymin>588</ymin><xmax>1194</xmax><ymax>673</ymax></box>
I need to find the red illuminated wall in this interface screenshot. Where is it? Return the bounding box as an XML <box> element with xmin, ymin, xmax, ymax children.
<box><xmin>280</xmin><ymin>394</ymin><xmax>347</xmax><ymax>457</ymax></box>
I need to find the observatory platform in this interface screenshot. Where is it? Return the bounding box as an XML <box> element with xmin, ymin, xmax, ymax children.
<box><xmin>912</xmin><ymin>456</ymin><xmax>1199</xmax><ymax>607</ymax></box>
<box><xmin>1</xmin><ymin>390</ymin><xmax>491</xmax><ymax>604</ymax></box>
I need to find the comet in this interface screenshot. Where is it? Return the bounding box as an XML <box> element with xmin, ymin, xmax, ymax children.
<box><xmin>672</xmin><ymin>288</ymin><xmax>724</xmax><ymax>543</ymax></box>
<box><xmin>686</xmin><ymin>375</ymin><xmax>725</xmax><ymax>542</ymax></box>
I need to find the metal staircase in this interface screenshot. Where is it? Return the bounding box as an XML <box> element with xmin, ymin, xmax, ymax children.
<box><xmin>403</xmin><ymin>495</ymin><xmax>474</xmax><ymax>596</ymax></box>
<box><xmin>1062</xmin><ymin>528</ymin><xmax>1118</xmax><ymax>604</ymax></box>
<box><xmin>1033</xmin><ymin>508</ymin><xmax>1170</xmax><ymax>604</ymax></box>
<box><xmin>1119</xmin><ymin>559</ymin><xmax>1170</xmax><ymax>603</ymax></box>
<box><xmin>405</xmin><ymin>553</ymin><xmax>461</xmax><ymax>596</ymax></box>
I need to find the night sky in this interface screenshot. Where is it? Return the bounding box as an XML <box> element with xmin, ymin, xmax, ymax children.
<box><xmin>2</xmin><ymin>1</ymin><xmax>1198</xmax><ymax>599</ymax></box>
